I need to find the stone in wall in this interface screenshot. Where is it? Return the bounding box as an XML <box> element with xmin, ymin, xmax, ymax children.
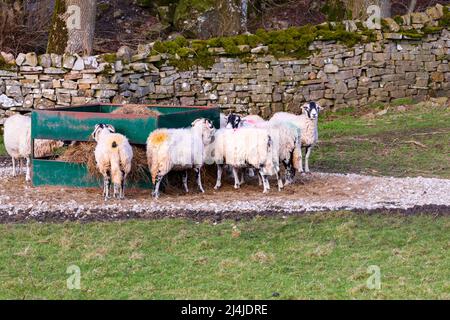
<box><xmin>0</xmin><ymin>4</ymin><xmax>449</xmax><ymax>119</ymax></box>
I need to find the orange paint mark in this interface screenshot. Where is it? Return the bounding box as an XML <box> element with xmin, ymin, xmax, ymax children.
<box><xmin>149</xmin><ymin>130</ymin><xmax>168</xmax><ymax>146</ymax></box>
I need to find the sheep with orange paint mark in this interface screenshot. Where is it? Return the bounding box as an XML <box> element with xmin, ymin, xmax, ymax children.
<box><xmin>146</xmin><ymin>118</ymin><xmax>216</xmax><ymax>198</ymax></box>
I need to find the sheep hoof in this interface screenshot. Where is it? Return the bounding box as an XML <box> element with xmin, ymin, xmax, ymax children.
<box><xmin>213</xmin><ymin>185</ymin><xmax>221</xmax><ymax>190</ymax></box>
<box><xmin>234</xmin><ymin>185</ymin><xmax>240</xmax><ymax>189</ymax></box>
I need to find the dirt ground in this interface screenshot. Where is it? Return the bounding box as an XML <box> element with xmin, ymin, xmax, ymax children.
<box><xmin>0</xmin><ymin>157</ymin><xmax>449</xmax><ymax>223</ymax></box>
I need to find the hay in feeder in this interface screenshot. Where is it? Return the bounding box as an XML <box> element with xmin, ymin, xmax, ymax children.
<box><xmin>111</xmin><ymin>105</ymin><xmax>161</xmax><ymax>117</ymax></box>
<box><xmin>59</xmin><ymin>142</ymin><xmax>150</xmax><ymax>183</ymax></box>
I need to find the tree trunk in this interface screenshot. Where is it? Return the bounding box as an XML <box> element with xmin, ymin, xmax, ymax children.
<box><xmin>407</xmin><ymin>0</ymin><xmax>417</xmax><ymax>13</ymax></box>
<box><xmin>342</xmin><ymin>0</ymin><xmax>391</xmax><ymax>19</ymax></box>
<box><xmin>65</xmin><ymin>0</ymin><xmax>97</xmax><ymax>55</ymax></box>
<box><xmin>241</xmin><ymin>0</ymin><xmax>248</xmax><ymax>32</ymax></box>
<box><xmin>380</xmin><ymin>0</ymin><xmax>391</xmax><ymax>18</ymax></box>
<box><xmin>47</xmin><ymin>0</ymin><xmax>68</xmax><ymax>54</ymax></box>
<box><xmin>47</xmin><ymin>0</ymin><xmax>96</xmax><ymax>55</ymax></box>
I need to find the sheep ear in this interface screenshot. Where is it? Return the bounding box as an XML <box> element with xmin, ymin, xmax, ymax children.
<box><xmin>106</xmin><ymin>124</ymin><xmax>116</xmax><ymax>133</ymax></box>
<box><xmin>91</xmin><ymin>124</ymin><xmax>101</xmax><ymax>139</ymax></box>
<box><xmin>191</xmin><ymin>118</ymin><xmax>202</xmax><ymax>127</ymax></box>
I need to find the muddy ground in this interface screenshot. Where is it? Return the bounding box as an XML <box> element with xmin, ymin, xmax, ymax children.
<box><xmin>0</xmin><ymin>157</ymin><xmax>449</xmax><ymax>223</ymax></box>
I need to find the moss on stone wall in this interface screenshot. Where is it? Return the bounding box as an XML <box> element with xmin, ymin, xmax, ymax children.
<box><xmin>101</xmin><ymin>53</ymin><xmax>118</xmax><ymax>63</ymax></box>
<box><xmin>151</xmin><ymin>24</ymin><xmax>376</xmax><ymax>71</ymax></box>
<box><xmin>439</xmin><ymin>6</ymin><xmax>450</xmax><ymax>27</ymax></box>
<box><xmin>0</xmin><ymin>56</ymin><xmax>15</xmax><ymax>71</ymax></box>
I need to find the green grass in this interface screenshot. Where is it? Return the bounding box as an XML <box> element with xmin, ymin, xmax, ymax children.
<box><xmin>0</xmin><ymin>212</ymin><xmax>449</xmax><ymax>299</ymax></box>
<box><xmin>0</xmin><ymin>103</ymin><xmax>448</xmax><ymax>300</ymax></box>
<box><xmin>0</xmin><ymin>212</ymin><xmax>450</xmax><ymax>299</ymax></box>
<box><xmin>0</xmin><ymin>135</ymin><xmax>5</xmax><ymax>156</ymax></box>
<box><xmin>313</xmin><ymin>103</ymin><xmax>450</xmax><ymax>178</ymax></box>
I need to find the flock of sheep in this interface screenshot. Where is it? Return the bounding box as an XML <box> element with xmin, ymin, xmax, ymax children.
<box><xmin>3</xmin><ymin>101</ymin><xmax>321</xmax><ymax>200</ymax></box>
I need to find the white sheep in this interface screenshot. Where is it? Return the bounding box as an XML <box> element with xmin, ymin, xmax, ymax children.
<box><xmin>4</xmin><ymin>114</ymin><xmax>64</xmax><ymax>182</ymax></box>
<box><xmin>146</xmin><ymin>118</ymin><xmax>216</xmax><ymax>198</ymax></box>
<box><xmin>226</xmin><ymin>113</ymin><xmax>303</xmax><ymax>185</ymax></box>
<box><xmin>270</xmin><ymin>101</ymin><xmax>321</xmax><ymax>173</ymax></box>
<box><xmin>92</xmin><ymin>123</ymin><xmax>133</xmax><ymax>200</ymax></box>
<box><xmin>208</xmin><ymin>127</ymin><xmax>282</xmax><ymax>193</ymax></box>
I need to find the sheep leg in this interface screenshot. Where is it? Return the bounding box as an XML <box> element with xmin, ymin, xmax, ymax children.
<box><xmin>113</xmin><ymin>184</ymin><xmax>120</xmax><ymax>199</ymax></box>
<box><xmin>182</xmin><ymin>170</ymin><xmax>189</xmax><ymax>193</ymax></box>
<box><xmin>120</xmin><ymin>172</ymin><xmax>126</xmax><ymax>200</ymax></box>
<box><xmin>195</xmin><ymin>167</ymin><xmax>205</xmax><ymax>193</ymax></box>
<box><xmin>283</xmin><ymin>159</ymin><xmax>293</xmax><ymax>185</ymax></box>
<box><xmin>247</xmin><ymin>168</ymin><xmax>255</xmax><ymax>177</ymax></box>
<box><xmin>276</xmin><ymin>170</ymin><xmax>283</xmax><ymax>191</ymax></box>
<box><xmin>304</xmin><ymin>145</ymin><xmax>313</xmax><ymax>173</ymax></box>
<box><xmin>19</xmin><ymin>158</ymin><xmax>23</xmax><ymax>175</ymax></box>
<box><xmin>103</xmin><ymin>172</ymin><xmax>111</xmax><ymax>200</ymax></box>
<box><xmin>232</xmin><ymin>167</ymin><xmax>240</xmax><ymax>189</ymax></box>
<box><xmin>257</xmin><ymin>172</ymin><xmax>262</xmax><ymax>186</ymax></box>
<box><xmin>260</xmin><ymin>172</ymin><xmax>270</xmax><ymax>193</ymax></box>
<box><xmin>25</xmin><ymin>157</ymin><xmax>31</xmax><ymax>182</ymax></box>
<box><xmin>239</xmin><ymin>169</ymin><xmax>245</xmax><ymax>185</ymax></box>
<box><xmin>214</xmin><ymin>164</ymin><xmax>223</xmax><ymax>190</ymax></box>
<box><xmin>11</xmin><ymin>158</ymin><xmax>16</xmax><ymax>177</ymax></box>
<box><xmin>152</xmin><ymin>175</ymin><xmax>163</xmax><ymax>198</ymax></box>
<box><xmin>258</xmin><ymin>170</ymin><xmax>267</xmax><ymax>193</ymax></box>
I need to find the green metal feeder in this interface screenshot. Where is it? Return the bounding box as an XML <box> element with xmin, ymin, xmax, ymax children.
<box><xmin>31</xmin><ymin>104</ymin><xmax>220</xmax><ymax>189</ymax></box>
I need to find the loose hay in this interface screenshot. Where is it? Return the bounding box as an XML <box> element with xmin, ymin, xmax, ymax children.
<box><xmin>59</xmin><ymin>142</ymin><xmax>150</xmax><ymax>183</ymax></box>
<box><xmin>111</xmin><ymin>105</ymin><xmax>161</xmax><ymax>117</ymax></box>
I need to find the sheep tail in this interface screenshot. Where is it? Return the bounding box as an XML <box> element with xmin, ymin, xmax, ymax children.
<box><xmin>147</xmin><ymin>130</ymin><xmax>169</xmax><ymax>184</ymax></box>
<box><xmin>147</xmin><ymin>148</ymin><xmax>158</xmax><ymax>185</ymax></box>
<box><xmin>110</xmin><ymin>147</ymin><xmax>123</xmax><ymax>185</ymax></box>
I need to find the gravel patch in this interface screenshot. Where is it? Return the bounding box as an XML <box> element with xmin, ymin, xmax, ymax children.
<box><xmin>0</xmin><ymin>164</ymin><xmax>449</xmax><ymax>223</ymax></box>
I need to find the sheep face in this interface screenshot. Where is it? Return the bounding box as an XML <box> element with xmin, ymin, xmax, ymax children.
<box><xmin>226</xmin><ymin>114</ymin><xmax>242</xmax><ymax>129</ymax></box>
<box><xmin>191</xmin><ymin>118</ymin><xmax>216</xmax><ymax>145</ymax></box>
<box><xmin>302</xmin><ymin>102</ymin><xmax>321</xmax><ymax>120</ymax></box>
<box><xmin>92</xmin><ymin>124</ymin><xmax>116</xmax><ymax>142</ymax></box>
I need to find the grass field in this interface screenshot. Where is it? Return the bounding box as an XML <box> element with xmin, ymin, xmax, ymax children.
<box><xmin>0</xmin><ymin>134</ymin><xmax>5</xmax><ymax>156</ymax></box>
<box><xmin>0</xmin><ymin>212</ymin><xmax>449</xmax><ymax>299</ymax></box>
<box><xmin>0</xmin><ymin>101</ymin><xmax>448</xmax><ymax>299</ymax></box>
<box><xmin>313</xmin><ymin>100</ymin><xmax>450</xmax><ymax>178</ymax></box>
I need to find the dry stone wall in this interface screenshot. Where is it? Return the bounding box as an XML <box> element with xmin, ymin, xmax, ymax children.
<box><xmin>0</xmin><ymin>5</ymin><xmax>449</xmax><ymax>122</ymax></box>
